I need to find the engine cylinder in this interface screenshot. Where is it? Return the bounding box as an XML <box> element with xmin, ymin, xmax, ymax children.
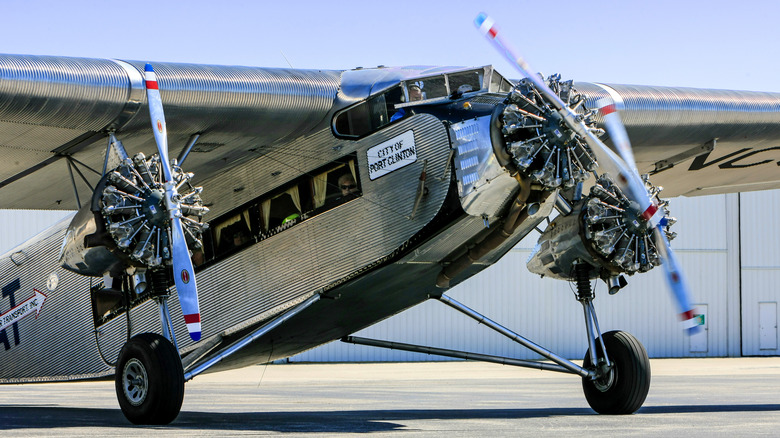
<box><xmin>527</xmin><ymin>175</ymin><xmax>675</xmax><ymax>281</ymax></box>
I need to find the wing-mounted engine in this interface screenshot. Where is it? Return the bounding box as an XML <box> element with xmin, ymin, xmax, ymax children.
<box><xmin>60</xmin><ymin>152</ymin><xmax>207</xmax><ymax>282</ymax></box>
<box><xmin>101</xmin><ymin>153</ymin><xmax>207</xmax><ymax>268</ymax></box>
<box><xmin>527</xmin><ymin>174</ymin><xmax>677</xmax><ymax>283</ymax></box>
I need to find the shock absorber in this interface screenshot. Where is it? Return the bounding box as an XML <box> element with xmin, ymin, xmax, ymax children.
<box><xmin>149</xmin><ymin>268</ymin><xmax>178</xmax><ymax>347</ymax></box>
<box><xmin>574</xmin><ymin>263</ymin><xmax>593</xmax><ymax>302</ymax></box>
<box><xmin>150</xmin><ymin>269</ymin><xmax>171</xmax><ymax>297</ymax></box>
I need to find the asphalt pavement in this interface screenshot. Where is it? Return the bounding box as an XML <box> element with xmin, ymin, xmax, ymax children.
<box><xmin>1</xmin><ymin>358</ymin><xmax>779</xmax><ymax>436</ymax></box>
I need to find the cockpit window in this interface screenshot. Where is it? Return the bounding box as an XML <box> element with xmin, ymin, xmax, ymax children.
<box><xmin>333</xmin><ymin>86</ymin><xmax>404</xmax><ymax>138</ymax></box>
<box><xmin>333</xmin><ymin>66</ymin><xmax>510</xmax><ymax>139</ymax></box>
<box><xmin>403</xmin><ymin>76</ymin><xmax>447</xmax><ymax>101</ymax></box>
<box><xmin>447</xmin><ymin>70</ymin><xmax>482</xmax><ymax>96</ymax></box>
<box><xmin>489</xmin><ymin>70</ymin><xmax>514</xmax><ymax>93</ymax></box>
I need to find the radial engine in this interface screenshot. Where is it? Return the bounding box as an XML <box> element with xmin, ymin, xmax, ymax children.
<box><xmin>490</xmin><ymin>75</ymin><xmax>676</xmax><ymax>287</ymax></box>
<box><xmin>60</xmin><ymin>152</ymin><xmax>208</xmax><ymax>288</ymax></box>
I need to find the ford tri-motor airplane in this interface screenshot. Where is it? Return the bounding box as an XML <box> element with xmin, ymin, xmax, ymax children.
<box><xmin>2</xmin><ymin>14</ymin><xmax>780</xmax><ymax>424</ymax></box>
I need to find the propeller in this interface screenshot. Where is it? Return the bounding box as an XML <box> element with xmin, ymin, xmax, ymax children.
<box><xmin>144</xmin><ymin>64</ymin><xmax>202</xmax><ymax>341</ymax></box>
<box><xmin>474</xmin><ymin>13</ymin><xmax>700</xmax><ymax>334</ymax></box>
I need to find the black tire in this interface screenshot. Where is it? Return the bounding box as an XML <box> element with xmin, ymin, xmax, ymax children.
<box><xmin>581</xmin><ymin>330</ymin><xmax>650</xmax><ymax>414</ymax></box>
<box><xmin>115</xmin><ymin>333</ymin><xmax>184</xmax><ymax>424</ymax></box>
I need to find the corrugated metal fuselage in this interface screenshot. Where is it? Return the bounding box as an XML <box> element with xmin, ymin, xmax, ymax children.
<box><xmin>0</xmin><ymin>104</ymin><xmax>527</xmax><ymax>381</ymax></box>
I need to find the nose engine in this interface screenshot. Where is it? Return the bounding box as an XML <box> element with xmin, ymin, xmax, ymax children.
<box><xmin>526</xmin><ymin>174</ymin><xmax>675</xmax><ymax>282</ymax></box>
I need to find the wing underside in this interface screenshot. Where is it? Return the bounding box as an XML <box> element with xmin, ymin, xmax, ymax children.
<box><xmin>0</xmin><ymin>54</ymin><xmax>342</xmax><ymax>209</ymax></box>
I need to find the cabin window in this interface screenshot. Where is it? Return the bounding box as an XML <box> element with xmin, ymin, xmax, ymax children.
<box><xmin>213</xmin><ymin>210</ymin><xmax>253</xmax><ymax>256</ymax></box>
<box><xmin>199</xmin><ymin>156</ymin><xmax>361</xmax><ymax>267</ymax></box>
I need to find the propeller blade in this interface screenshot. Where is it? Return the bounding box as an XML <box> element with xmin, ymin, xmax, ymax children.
<box><xmin>170</xmin><ymin>216</ymin><xmax>201</xmax><ymax>340</ymax></box>
<box><xmin>596</xmin><ymin>98</ymin><xmax>700</xmax><ymax>334</ymax></box>
<box><xmin>475</xmin><ymin>13</ymin><xmax>700</xmax><ymax>334</ymax></box>
<box><xmin>144</xmin><ymin>64</ymin><xmax>173</xmax><ymax>183</ymax></box>
<box><xmin>595</xmin><ymin>99</ymin><xmax>639</xmax><ymax>174</ymax></box>
<box><xmin>474</xmin><ymin>14</ymin><xmax>652</xmax><ymax>218</ymax></box>
<box><xmin>144</xmin><ymin>64</ymin><xmax>202</xmax><ymax>341</ymax></box>
<box><xmin>653</xmin><ymin>227</ymin><xmax>699</xmax><ymax>333</ymax></box>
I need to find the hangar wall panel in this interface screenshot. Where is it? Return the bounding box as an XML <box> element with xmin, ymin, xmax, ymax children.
<box><xmin>739</xmin><ymin>190</ymin><xmax>780</xmax><ymax>356</ymax></box>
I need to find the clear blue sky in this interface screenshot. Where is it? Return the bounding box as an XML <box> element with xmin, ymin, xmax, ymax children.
<box><xmin>2</xmin><ymin>0</ymin><xmax>778</xmax><ymax>91</ymax></box>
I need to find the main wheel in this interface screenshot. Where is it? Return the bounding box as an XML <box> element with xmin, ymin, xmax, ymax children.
<box><xmin>581</xmin><ymin>330</ymin><xmax>650</xmax><ymax>414</ymax></box>
<box><xmin>115</xmin><ymin>333</ymin><xmax>185</xmax><ymax>424</ymax></box>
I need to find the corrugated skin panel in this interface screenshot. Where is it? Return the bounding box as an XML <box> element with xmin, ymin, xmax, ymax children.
<box><xmin>0</xmin><ymin>112</ymin><xmax>453</xmax><ymax>380</ymax></box>
<box><xmin>0</xmin><ymin>55</ymin><xmax>132</xmax><ymax>130</ymax></box>
<box><xmin>0</xmin><ymin>221</ymin><xmax>111</xmax><ymax>381</ymax></box>
<box><xmin>577</xmin><ymin>83</ymin><xmax>780</xmax><ymax>147</ymax></box>
<box><xmin>0</xmin><ymin>54</ymin><xmax>342</xmax><ymax>137</ymax></box>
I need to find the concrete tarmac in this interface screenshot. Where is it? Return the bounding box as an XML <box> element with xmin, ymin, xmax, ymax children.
<box><xmin>1</xmin><ymin>358</ymin><xmax>780</xmax><ymax>436</ymax></box>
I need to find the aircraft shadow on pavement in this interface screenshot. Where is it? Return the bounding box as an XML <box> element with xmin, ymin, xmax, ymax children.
<box><xmin>2</xmin><ymin>404</ymin><xmax>780</xmax><ymax>432</ymax></box>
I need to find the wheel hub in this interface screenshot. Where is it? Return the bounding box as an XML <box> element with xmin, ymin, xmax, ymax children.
<box><xmin>122</xmin><ymin>358</ymin><xmax>149</xmax><ymax>406</ymax></box>
<box><xmin>591</xmin><ymin>360</ymin><xmax>616</xmax><ymax>392</ymax></box>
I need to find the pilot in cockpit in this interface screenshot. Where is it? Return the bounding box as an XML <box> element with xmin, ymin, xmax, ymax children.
<box><xmin>408</xmin><ymin>83</ymin><xmax>423</xmax><ymax>102</ymax></box>
<box><xmin>390</xmin><ymin>83</ymin><xmax>424</xmax><ymax>122</ymax></box>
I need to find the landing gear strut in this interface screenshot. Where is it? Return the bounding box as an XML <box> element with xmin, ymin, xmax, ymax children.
<box><xmin>575</xmin><ymin>263</ymin><xmax>651</xmax><ymax>414</ymax></box>
<box><xmin>343</xmin><ymin>262</ymin><xmax>651</xmax><ymax>414</ymax></box>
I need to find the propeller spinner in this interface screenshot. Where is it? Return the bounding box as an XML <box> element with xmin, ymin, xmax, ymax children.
<box><xmin>475</xmin><ymin>13</ymin><xmax>699</xmax><ymax>334</ymax></box>
<box><xmin>144</xmin><ymin>64</ymin><xmax>202</xmax><ymax>341</ymax></box>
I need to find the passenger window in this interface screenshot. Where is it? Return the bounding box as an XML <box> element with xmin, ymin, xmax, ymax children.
<box><xmin>199</xmin><ymin>156</ymin><xmax>360</xmax><ymax>266</ymax></box>
<box><xmin>312</xmin><ymin>161</ymin><xmax>360</xmax><ymax>209</ymax></box>
<box><xmin>214</xmin><ymin>211</ymin><xmax>253</xmax><ymax>255</ymax></box>
<box><xmin>262</xmin><ymin>188</ymin><xmax>304</xmax><ymax>230</ymax></box>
